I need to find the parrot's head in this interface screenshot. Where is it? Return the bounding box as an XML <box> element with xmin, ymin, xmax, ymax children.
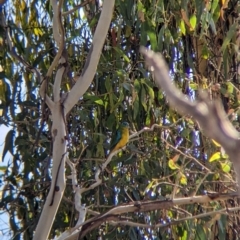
<box><xmin>121</xmin><ymin>122</ymin><xmax>129</xmax><ymax>128</ymax></box>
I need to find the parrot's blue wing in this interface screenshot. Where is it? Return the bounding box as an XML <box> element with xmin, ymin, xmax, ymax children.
<box><xmin>110</xmin><ymin>129</ymin><xmax>121</xmax><ymax>150</ymax></box>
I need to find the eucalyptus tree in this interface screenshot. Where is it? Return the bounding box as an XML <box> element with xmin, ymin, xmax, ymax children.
<box><xmin>0</xmin><ymin>0</ymin><xmax>240</xmax><ymax>239</ymax></box>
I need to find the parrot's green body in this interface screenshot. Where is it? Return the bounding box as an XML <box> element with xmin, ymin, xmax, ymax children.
<box><xmin>109</xmin><ymin>122</ymin><xmax>129</xmax><ymax>154</ymax></box>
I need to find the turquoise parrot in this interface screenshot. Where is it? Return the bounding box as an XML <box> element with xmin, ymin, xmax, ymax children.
<box><xmin>109</xmin><ymin>122</ymin><xmax>130</xmax><ymax>155</ymax></box>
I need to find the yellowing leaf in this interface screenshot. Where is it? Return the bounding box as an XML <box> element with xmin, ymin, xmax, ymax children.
<box><xmin>0</xmin><ymin>79</ymin><xmax>6</xmax><ymax>103</ymax></box>
<box><xmin>221</xmin><ymin>153</ymin><xmax>229</xmax><ymax>159</ymax></box>
<box><xmin>226</xmin><ymin>82</ymin><xmax>234</xmax><ymax>95</ymax></box>
<box><xmin>33</xmin><ymin>28</ymin><xmax>43</xmax><ymax>37</ymax></box>
<box><xmin>94</xmin><ymin>99</ymin><xmax>104</xmax><ymax>106</ymax></box>
<box><xmin>189</xmin><ymin>82</ymin><xmax>198</xmax><ymax>90</ymax></box>
<box><xmin>199</xmin><ymin>77</ymin><xmax>208</xmax><ymax>89</ymax></box>
<box><xmin>66</xmin><ymin>83</ymin><xmax>70</xmax><ymax>91</ymax></box>
<box><xmin>213</xmin><ymin>173</ymin><xmax>220</xmax><ymax>180</ymax></box>
<box><xmin>180</xmin><ymin>19</ymin><xmax>186</xmax><ymax>35</ymax></box>
<box><xmin>168</xmin><ymin>159</ymin><xmax>180</xmax><ymax>170</ymax></box>
<box><xmin>202</xmin><ymin>45</ymin><xmax>210</xmax><ymax>60</ymax></box>
<box><xmin>144</xmin><ymin>181</ymin><xmax>154</xmax><ymax>193</ymax></box>
<box><xmin>180</xmin><ymin>173</ymin><xmax>187</xmax><ymax>185</ymax></box>
<box><xmin>209</xmin><ymin>152</ymin><xmax>221</xmax><ymax>162</ymax></box>
<box><xmin>20</xmin><ymin>1</ymin><xmax>26</xmax><ymax>11</ymax></box>
<box><xmin>190</xmin><ymin>15</ymin><xmax>197</xmax><ymax>30</ymax></box>
<box><xmin>220</xmin><ymin>162</ymin><xmax>231</xmax><ymax>173</ymax></box>
<box><xmin>212</xmin><ymin>139</ymin><xmax>221</xmax><ymax>147</ymax></box>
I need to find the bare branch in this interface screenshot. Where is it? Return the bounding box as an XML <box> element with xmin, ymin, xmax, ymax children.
<box><xmin>64</xmin><ymin>0</ymin><xmax>115</xmax><ymax>114</ymax></box>
<box><xmin>140</xmin><ymin>47</ymin><xmax>240</xmax><ymax>188</ymax></box>
<box><xmin>39</xmin><ymin>78</ymin><xmax>54</xmax><ymax>109</ymax></box>
<box><xmin>109</xmin><ymin>205</ymin><xmax>240</xmax><ymax>229</ymax></box>
<box><xmin>53</xmin><ymin>62</ymin><xmax>65</xmax><ymax>102</ymax></box>
<box><xmin>33</xmin><ymin>2</ymin><xmax>67</xmax><ymax>237</ymax></box>
<box><xmin>66</xmin><ymin>157</ymin><xmax>87</xmax><ymax>223</ymax></box>
<box><xmin>47</xmin><ymin>0</ymin><xmax>65</xmax><ymax>79</ymax></box>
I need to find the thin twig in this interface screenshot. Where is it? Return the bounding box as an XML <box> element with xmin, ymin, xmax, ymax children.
<box><xmin>62</xmin><ymin>0</ymin><xmax>94</xmax><ymax>16</ymax></box>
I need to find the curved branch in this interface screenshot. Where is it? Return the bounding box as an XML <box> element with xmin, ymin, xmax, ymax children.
<box><xmin>47</xmin><ymin>0</ymin><xmax>65</xmax><ymax>79</ymax></box>
<box><xmin>64</xmin><ymin>0</ymin><xmax>115</xmax><ymax>114</ymax></box>
<box><xmin>67</xmin><ymin>192</ymin><xmax>240</xmax><ymax>239</ymax></box>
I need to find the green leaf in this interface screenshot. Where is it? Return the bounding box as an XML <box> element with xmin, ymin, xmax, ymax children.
<box><xmin>164</xmin><ymin>28</ymin><xmax>172</xmax><ymax>53</ymax></box>
<box><xmin>141</xmin><ymin>87</ymin><xmax>147</xmax><ymax>111</ymax></box>
<box><xmin>133</xmin><ymin>95</ymin><xmax>139</xmax><ymax>120</ymax></box>
<box><xmin>134</xmin><ymin>79</ymin><xmax>141</xmax><ymax>92</ymax></box>
<box><xmin>226</xmin><ymin>82</ymin><xmax>234</xmax><ymax>95</ymax></box>
<box><xmin>140</xmin><ymin>21</ymin><xmax>148</xmax><ymax>46</ymax></box>
<box><xmin>212</xmin><ymin>4</ymin><xmax>220</xmax><ymax>22</ymax></box>
<box><xmin>218</xmin><ymin>215</ymin><xmax>227</xmax><ymax>239</ymax></box>
<box><xmin>209</xmin><ymin>15</ymin><xmax>217</xmax><ymax>35</ymax></box>
<box><xmin>84</xmin><ymin>95</ymin><xmax>104</xmax><ymax>106</ymax></box>
<box><xmin>158</xmin><ymin>25</ymin><xmax>165</xmax><ymax>51</ymax></box>
<box><xmin>132</xmin><ymin>189</ymin><xmax>141</xmax><ymax>201</ymax></box>
<box><xmin>211</xmin><ymin>0</ymin><xmax>219</xmax><ymax>14</ymax></box>
<box><xmin>147</xmin><ymin>21</ymin><xmax>157</xmax><ymax>51</ymax></box>
<box><xmin>195</xmin><ymin>0</ymin><xmax>204</xmax><ymax>26</ymax></box>
<box><xmin>105</xmin><ymin>76</ymin><xmax>114</xmax><ymax>110</ymax></box>
<box><xmin>113</xmin><ymin>47</ymin><xmax>130</xmax><ymax>63</ymax></box>
<box><xmin>142</xmin><ymin>80</ymin><xmax>154</xmax><ymax>100</ymax></box>
<box><xmin>129</xmin><ymin>227</ymin><xmax>138</xmax><ymax>240</ymax></box>
<box><xmin>122</xmin><ymin>82</ymin><xmax>132</xmax><ymax>91</ymax></box>
<box><xmin>202</xmin><ymin>45</ymin><xmax>210</xmax><ymax>59</ymax></box>
<box><xmin>2</xmin><ymin>130</ymin><xmax>14</xmax><ymax>162</ymax></box>
<box><xmin>221</xmin><ymin>23</ymin><xmax>238</xmax><ymax>53</ymax></box>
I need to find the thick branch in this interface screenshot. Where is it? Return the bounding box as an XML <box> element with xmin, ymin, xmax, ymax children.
<box><xmin>33</xmin><ymin>104</ymin><xmax>67</xmax><ymax>240</ymax></box>
<box><xmin>45</xmin><ymin>0</ymin><xmax>65</xmax><ymax>79</ymax></box>
<box><xmin>33</xmin><ymin>1</ymin><xmax>67</xmax><ymax>239</ymax></box>
<box><xmin>64</xmin><ymin>0</ymin><xmax>115</xmax><ymax>114</ymax></box>
<box><xmin>68</xmin><ymin>192</ymin><xmax>239</xmax><ymax>239</ymax></box>
<box><xmin>140</xmin><ymin>47</ymin><xmax>240</xmax><ymax>187</ymax></box>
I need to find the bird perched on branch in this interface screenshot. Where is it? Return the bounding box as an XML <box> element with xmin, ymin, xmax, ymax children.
<box><xmin>109</xmin><ymin>122</ymin><xmax>130</xmax><ymax>155</ymax></box>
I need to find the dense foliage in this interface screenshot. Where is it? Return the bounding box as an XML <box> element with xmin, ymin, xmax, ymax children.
<box><xmin>0</xmin><ymin>0</ymin><xmax>240</xmax><ymax>239</ymax></box>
